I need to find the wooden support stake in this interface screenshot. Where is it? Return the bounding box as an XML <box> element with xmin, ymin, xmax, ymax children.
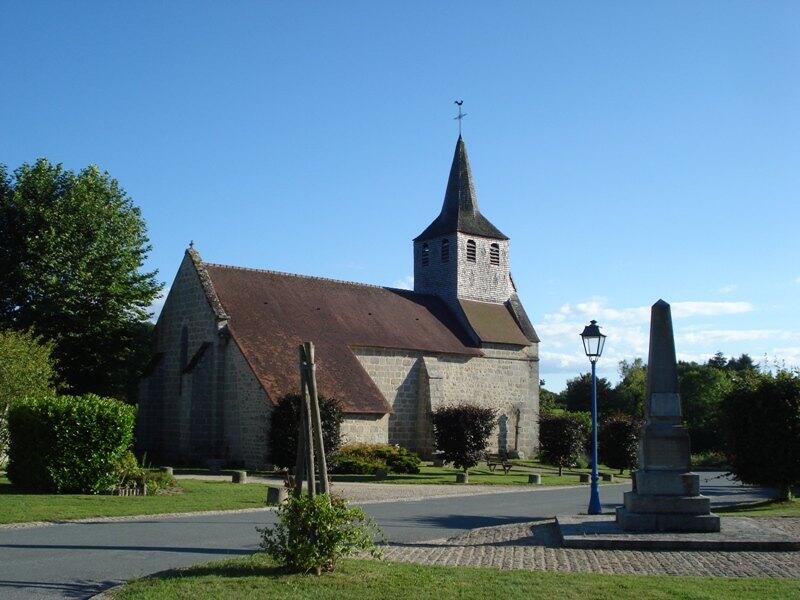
<box><xmin>293</xmin><ymin>383</ymin><xmax>307</xmax><ymax>496</ymax></box>
<box><xmin>299</xmin><ymin>345</ymin><xmax>316</xmax><ymax>498</ymax></box>
<box><xmin>304</xmin><ymin>342</ymin><xmax>329</xmax><ymax>497</ymax></box>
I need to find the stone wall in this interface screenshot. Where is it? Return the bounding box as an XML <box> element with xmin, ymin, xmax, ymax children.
<box><xmin>340</xmin><ymin>413</ymin><xmax>390</xmax><ymax>445</ymax></box>
<box><xmin>354</xmin><ymin>344</ymin><xmax>539</xmax><ymax>457</ymax></box>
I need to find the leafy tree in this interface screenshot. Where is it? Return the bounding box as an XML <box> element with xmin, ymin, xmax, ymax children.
<box><xmin>0</xmin><ymin>329</ymin><xmax>57</xmax><ymax>460</ymax></box>
<box><xmin>432</xmin><ymin>404</ymin><xmax>496</xmax><ymax>473</ymax></box>
<box><xmin>0</xmin><ymin>160</ymin><xmax>162</xmax><ymax>400</ymax></box>
<box><xmin>539</xmin><ymin>387</ymin><xmax>562</xmax><ymax>414</ymax></box>
<box><xmin>561</xmin><ymin>372</ymin><xmax>616</xmax><ymax>414</ymax></box>
<box><xmin>677</xmin><ymin>361</ymin><xmax>732</xmax><ymax>454</ymax></box>
<box><xmin>599</xmin><ymin>413</ymin><xmax>641</xmax><ymax>474</ymax></box>
<box><xmin>538</xmin><ymin>413</ymin><xmax>589</xmax><ymax>475</ymax></box>
<box><xmin>707</xmin><ymin>352</ymin><xmax>728</xmax><ymax>369</ymax></box>
<box><xmin>726</xmin><ymin>354</ymin><xmax>757</xmax><ymax>372</ymax></box>
<box><xmin>613</xmin><ymin>358</ymin><xmax>647</xmax><ymax>417</ymax></box>
<box><xmin>269</xmin><ymin>394</ymin><xmax>343</xmax><ymax>470</ymax></box>
<box><xmin>722</xmin><ymin>370</ymin><xmax>800</xmax><ymax>500</ymax></box>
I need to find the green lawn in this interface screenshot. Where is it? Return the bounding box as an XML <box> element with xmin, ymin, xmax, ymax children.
<box><xmin>329</xmin><ymin>462</ymin><xmax>630</xmax><ymax>486</ymax></box>
<box><xmin>716</xmin><ymin>498</ymin><xmax>800</xmax><ymax>517</ymax></box>
<box><xmin>113</xmin><ymin>555</ymin><xmax>800</xmax><ymax>600</ymax></box>
<box><xmin>0</xmin><ymin>477</ymin><xmax>267</xmax><ymax>524</ymax></box>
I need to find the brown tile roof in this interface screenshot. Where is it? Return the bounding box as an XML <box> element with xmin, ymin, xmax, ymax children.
<box><xmin>459</xmin><ymin>299</ymin><xmax>533</xmax><ymax>346</ymax></box>
<box><xmin>203</xmin><ymin>263</ymin><xmax>482</xmax><ymax>414</ymax></box>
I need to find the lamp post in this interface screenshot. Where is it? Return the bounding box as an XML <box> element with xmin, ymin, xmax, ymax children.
<box><xmin>580</xmin><ymin>319</ymin><xmax>606</xmax><ymax>515</ymax></box>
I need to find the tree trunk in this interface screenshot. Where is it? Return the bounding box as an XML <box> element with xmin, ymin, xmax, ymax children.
<box><xmin>558</xmin><ymin>465</ymin><xmax>563</xmax><ymax>476</ymax></box>
<box><xmin>779</xmin><ymin>483</ymin><xmax>794</xmax><ymax>501</ymax></box>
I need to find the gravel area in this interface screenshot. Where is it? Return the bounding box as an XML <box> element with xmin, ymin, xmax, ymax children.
<box><xmin>175</xmin><ymin>474</ymin><xmax>586</xmax><ymax>504</ymax></box>
<box><xmin>381</xmin><ymin>518</ymin><xmax>800</xmax><ymax>577</ymax></box>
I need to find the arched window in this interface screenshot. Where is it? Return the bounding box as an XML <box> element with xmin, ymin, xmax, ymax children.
<box><xmin>441</xmin><ymin>238</ymin><xmax>450</xmax><ymax>262</ymax></box>
<box><xmin>421</xmin><ymin>243</ymin><xmax>429</xmax><ymax>266</ymax></box>
<box><xmin>490</xmin><ymin>243</ymin><xmax>500</xmax><ymax>265</ymax></box>
<box><xmin>466</xmin><ymin>239</ymin><xmax>476</xmax><ymax>262</ymax></box>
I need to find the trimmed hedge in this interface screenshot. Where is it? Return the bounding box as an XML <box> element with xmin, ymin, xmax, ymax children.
<box><xmin>599</xmin><ymin>413</ymin><xmax>640</xmax><ymax>473</ymax></box>
<box><xmin>7</xmin><ymin>394</ymin><xmax>136</xmax><ymax>493</ymax></box>
<box><xmin>538</xmin><ymin>412</ymin><xmax>589</xmax><ymax>476</ymax></box>
<box><xmin>432</xmin><ymin>404</ymin><xmax>496</xmax><ymax>472</ymax></box>
<box><xmin>332</xmin><ymin>443</ymin><xmax>421</xmax><ymax>475</ymax></box>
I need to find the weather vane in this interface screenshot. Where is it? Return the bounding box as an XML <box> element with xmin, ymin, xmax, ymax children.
<box><xmin>454</xmin><ymin>100</ymin><xmax>466</xmax><ymax>136</ymax></box>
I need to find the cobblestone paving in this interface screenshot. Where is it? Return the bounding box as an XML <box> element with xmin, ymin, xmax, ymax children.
<box><xmin>382</xmin><ymin>519</ymin><xmax>800</xmax><ymax>578</ymax></box>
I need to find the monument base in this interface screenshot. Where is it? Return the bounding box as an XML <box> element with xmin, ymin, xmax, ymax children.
<box><xmin>616</xmin><ymin>506</ymin><xmax>721</xmax><ymax>532</ymax></box>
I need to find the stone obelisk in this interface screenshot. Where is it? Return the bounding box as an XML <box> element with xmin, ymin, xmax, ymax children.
<box><xmin>616</xmin><ymin>300</ymin><xmax>720</xmax><ymax>532</ymax></box>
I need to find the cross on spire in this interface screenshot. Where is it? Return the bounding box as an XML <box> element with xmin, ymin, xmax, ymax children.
<box><xmin>454</xmin><ymin>100</ymin><xmax>466</xmax><ymax>137</ymax></box>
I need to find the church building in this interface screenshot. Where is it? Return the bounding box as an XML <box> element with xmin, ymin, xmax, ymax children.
<box><xmin>136</xmin><ymin>136</ymin><xmax>541</xmax><ymax>469</ymax></box>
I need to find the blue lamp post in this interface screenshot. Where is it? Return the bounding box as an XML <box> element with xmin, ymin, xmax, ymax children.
<box><xmin>580</xmin><ymin>319</ymin><xmax>606</xmax><ymax>515</ymax></box>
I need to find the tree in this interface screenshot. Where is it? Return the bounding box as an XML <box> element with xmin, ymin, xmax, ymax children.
<box><xmin>677</xmin><ymin>361</ymin><xmax>732</xmax><ymax>454</ymax></box>
<box><xmin>269</xmin><ymin>394</ymin><xmax>343</xmax><ymax>470</ymax></box>
<box><xmin>726</xmin><ymin>354</ymin><xmax>757</xmax><ymax>372</ymax></box>
<box><xmin>613</xmin><ymin>359</ymin><xmax>647</xmax><ymax>417</ymax></box>
<box><xmin>432</xmin><ymin>404</ymin><xmax>496</xmax><ymax>473</ymax></box>
<box><xmin>707</xmin><ymin>352</ymin><xmax>728</xmax><ymax>369</ymax></box>
<box><xmin>538</xmin><ymin>413</ymin><xmax>589</xmax><ymax>475</ymax></box>
<box><xmin>599</xmin><ymin>413</ymin><xmax>641</xmax><ymax>474</ymax></box>
<box><xmin>0</xmin><ymin>160</ymin><xmax>162</xmax><ymax>400</ymax></box>
<box><xmin>561</xmin><ymin>372</ymin><xmax>616</xmax><ymax>414</ymax></box>
<box><xmin>0</xmin><ymin>329</ymin><xmax>57</xmax><ymax>460</ymax></box>
<box><xmin>722</xmin><ymin>370</ymin><xmax>800</xmax><ymax>500</ymax></box>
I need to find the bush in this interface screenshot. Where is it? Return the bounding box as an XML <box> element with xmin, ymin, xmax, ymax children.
<box><xmin>269</xmin><ymin>394</ymin><xmax>343</xmax><ymax>470</ymax></box>
<box><xmin>7</xmin><ymin>393</ymin><xmax>136</xmax><ymax>493</ymax></box>
<box><xmin>114</xmin><ymin>450</ymin><xmax>177</xmax><ymax>493</ymax></box>
<box><xmin>0</xmin><ymin>329</ymin><xmax>57</xmax><ymax>461</ymax></box>
<box><xmin>332</xmin><ymin>443</ymin><xmax>421</xmax><ymax>475</ymax></box>
<box><xmin>722</xmin><ymin>370</ymin><xmax>800</xmax><ymax>500</ymax></box>
<box><xmin>539</xmin><ymin>413</ymin><xmax>589</xmax><ymax>476</ymax></box>
<box><xmin>599</xmin><ymin>413</ymin><xmax>640</xmax><ymax>474</ymax></box>
<box><xmin>432</xmin><ymin>404</ymin><xmax>496</xmax><ymax>472</ymax></box>
<box><xmin>259</xmin><ymin>492</ymin><xmax>382</xmax><ymax>574</ymax></box>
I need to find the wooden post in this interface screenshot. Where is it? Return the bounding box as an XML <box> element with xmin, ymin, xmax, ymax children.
<box><xmin>304</xmin><ymin>342</ymin><xmax>329</xmax><ymax>496</ymax></box>
<box><xmin>299</xmin><ymin>346</ymin><xmax>316</xmax><ymax>498</ymax></box>
<box><xmin>293</xmin><ymin>386</ymin><xmax>307</xmax><ymax>496</ymax></box>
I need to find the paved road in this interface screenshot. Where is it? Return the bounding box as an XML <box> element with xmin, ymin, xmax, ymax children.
<box><xmin>0</xmin><ymin>473</ymin><xmax>772</xmax><ymax>599</ymax></box>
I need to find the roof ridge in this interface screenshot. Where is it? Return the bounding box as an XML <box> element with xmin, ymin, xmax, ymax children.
<box><xmin>205</xmin><ymin>262</ymin><xmax>409</xmax><ymax>292</ymax></box>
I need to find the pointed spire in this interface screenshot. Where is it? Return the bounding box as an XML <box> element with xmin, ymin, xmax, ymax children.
<box><xmin>415</xmin><ymin>136</ymin><xmax>508</xmax><ymax>241</ymax></box>
<box><xmin>645</xmin><ymin>299</ymin><xmax>679</xmax><ymax>399</ymax></box>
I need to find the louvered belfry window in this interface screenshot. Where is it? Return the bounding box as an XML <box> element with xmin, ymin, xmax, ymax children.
<box><xmin>490</xmin><ymin>243</ymin><xmax>500</xmax><ymax>265</ymax></box>
<box><xmin>441</xmin><ymin>238</ymin><xmax>450</xmax><ymax>262</ymax></box>
<box><xmin>421</xmin><ymin>243</ymin><xmax>430</xmax><ymax>266</ymax></box>
<box><xmin>466</xmin><ymin>239</ymin><xmax>476</xmax><ymax>262</ymax></box>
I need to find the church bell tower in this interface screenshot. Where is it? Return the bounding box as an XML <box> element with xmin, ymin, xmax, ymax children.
<box><xmin>413</xmin><ymin>136</ymin><xmax>512</xmax><ymax>308</ymax></box>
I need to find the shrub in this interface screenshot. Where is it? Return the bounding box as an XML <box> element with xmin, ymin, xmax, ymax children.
<box><xmin>599</xmin><ymin>413</ymin><xmax>640</xmax><ymax>474</ymax></box>
<box><xmin>722</xmin><ymin>370</ymin><xmax>800</xmax><ymax>500</ymax></box>
<box><xmin>0</xmin><ymin>329</ymin><xmax>56</xmax><ymax>461</ymax></box>
<box><xmin>331</xmin><ymin>443</ymin><xmax>421</xmax><ymax>475</ymax></box>
<box><xmin>114</xmin><ymin>450</ymin><xmax>177</xmax><ymax>493</ymax></box>
<box><xmin>269</xmin><ymin>394</ymin><xmax>343</xmax><ymax>470</ymax></box>
<box><xmin>538</xmin><ymin>412</ymin><xmax>589</xmax><ymax>476</ymax></box>
<box><xmin>7</xmin><ymin>393</ymin><xmax>136</xmax><ymax>493</ymax></box>
<box><xmin>432</xmin><ymin>404</ymin><xmax>496</xmax><ymax>472</ymax></box>
<box><xmin>259</xmin><ymin>492</ymin><xmax>382</xmax><ymax>574</ymax></box>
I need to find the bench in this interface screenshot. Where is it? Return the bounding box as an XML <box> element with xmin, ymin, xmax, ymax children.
<box><xmin>485</xmin><ymin>452</ymin><xmax>513</xmax><ymax>475</ymax></box>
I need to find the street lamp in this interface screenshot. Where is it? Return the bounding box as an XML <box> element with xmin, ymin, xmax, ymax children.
<box><xmin>580</xmin><ymin>319</ymin><xmax>606</xmax><ymax>515</ymax></box>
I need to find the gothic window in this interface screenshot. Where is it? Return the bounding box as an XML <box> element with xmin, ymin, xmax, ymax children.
<box><xmin>466</xmin><ymin>239</ymin><xmax>476</xmax><ymax>262</ymax></box>
<box><xmin>441</xmin><ymin>238</ymin><xmax>450</xmax><ymax>262</ymax></box>
<box><xmin>490</xmin><ymin>243</ymin><xmax>500</xmax><ymax>265</ymax></box>
<box><xmin>421</xmin><ymin>243</ymin><xmax>429</xmax><ymax>266</ymax></box>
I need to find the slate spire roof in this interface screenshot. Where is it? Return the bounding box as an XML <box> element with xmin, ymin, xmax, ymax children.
<box><xmin>414</xmin><ymin>136</ymin><xmax>508</xmax><ymax>241</ymax></box>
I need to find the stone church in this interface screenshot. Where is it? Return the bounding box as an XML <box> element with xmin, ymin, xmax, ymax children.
<box><xmin>136</xmin><ymin>136</ymin><xmax>541</xmax><ymax>469</ymax></box>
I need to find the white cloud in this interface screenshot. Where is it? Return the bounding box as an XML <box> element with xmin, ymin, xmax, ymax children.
<box><xmin>671</xmin><ymin>301</ymin><xmax>754</xmax><ymax>318</ymax></box>
<box><xmin>795</xmin><ymin>277</ymin><xmax>800</xmax><ymax>285</ymax></box>
<box><xmin>148</xmin><ymin>287</ymin><xmax>169</xmax><ymax>322</ymax></box>
<box><xmin>393</xmin><ymin>275</ymin><xmax>414</xmax><ymax>290</ymax></box>
<box><xmin>678</xmin><ymin>329</ymin><xmax>800</xmax><ymax>345</ymax></box>
<box><xmin>717</xmin><ymin>284</ymin><xmax>738</xmax><ymax>294</ymax></box>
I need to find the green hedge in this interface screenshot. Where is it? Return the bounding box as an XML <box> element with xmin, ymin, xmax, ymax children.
<box><xmin>7</xmin><ymin>394</ymin><xmax>136</xmax><ymax>493</ymax></box>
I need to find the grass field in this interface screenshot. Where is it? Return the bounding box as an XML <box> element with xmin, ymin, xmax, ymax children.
<box><xmin>716</xmin><ymin>498</ymin><xmax>800</xmax><ymax>517</ymax></box>
<box><xmin>328</xmin><ymin>463</ymin><xmax>629</xmax><ymax>486</ymax></box>
<box><xmin>113</xmin><ymin>555</ymin><xmax>800</xmax><ymax>599</ymax></box>
<box><xmin>0</xmin><ymin>477</ymin><xmax>268</xmax><ymax>524</ymax></box>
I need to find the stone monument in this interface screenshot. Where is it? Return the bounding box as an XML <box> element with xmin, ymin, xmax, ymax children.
<box><xmin>616</xmin><ymin>300</ymin><xmax>720</xmax><ymax>532</ymax></box>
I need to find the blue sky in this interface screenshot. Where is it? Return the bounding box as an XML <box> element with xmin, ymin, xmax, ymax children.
<box><xmin>2</xmin><ymin>2</ymin><xmax>798</xmax><ymax>390</ymax></box>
